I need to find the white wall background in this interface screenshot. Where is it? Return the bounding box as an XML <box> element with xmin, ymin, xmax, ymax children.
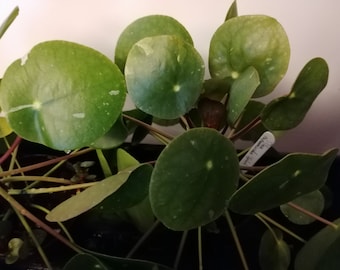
<box><xmin>0</xmin><ymin>0</ymin><xmax>339</xmax><ymax>154</ymax></box>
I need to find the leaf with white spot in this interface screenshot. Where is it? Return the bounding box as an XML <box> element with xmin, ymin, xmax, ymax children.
<box><xmin>125</xmin><ymin>35</ymin><xmax>204</xmax><ymax>119</ymax></box>
<box><xmin>150</xmin><ymin>128</ymin><xmax>239</xmax><ymax>230</ymax></box>
<box><xmin>0</xmin><ymin>41</ymin><xmax>126</xmax><ymax>150</ymax></box>
<box><xmin>229</xmin><ymin>149</ymin><xmax>338</xmax><ymax>215</ymax></box>
<box><xmin>209</xmin><ymin>15</ymin><xmax>290</xmax><ymax>97</ymax></box>
<box><xmin>262</xmin><ymin>58</ymin><xmax>329</xmax><ymax>130</ymax></box>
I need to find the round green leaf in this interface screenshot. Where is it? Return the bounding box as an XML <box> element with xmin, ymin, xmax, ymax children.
<box><xmin>280</xmin><ymin>190</ymin><xmax>325</xmax><ymax>225</ymax></box>
<box><xmin>262</xmin><ymin>58</ymin><xmax>329</xmax><ymax>130</ymax></box>
<box><xmin>295</xmin><ymin>218</ymin><xmax>340</xmax><ymax>270</ymax></box>
<box><xmin>259</xmin><ymin>229</ymin><xmax>291</xmax><ymax>270</ymax></box>
<box><xmin>125</xmin><ymin>35</ymin><xmax>205</xmax><ymax>119</ymax></box>
<box><xmin>0</xmin><ymin>40</ymin><xmax>126</xmax><ymax>150</ymax></box>
<box><xmin>229</xmin><ymin>149</ymin><xmax>338</xmax><ymax>215</ymax></box>
<box><xmin>115</xmin><ymin>15</ymin><xmax>193</xmax><ymax>71</ymax></box>
<box><xmin>209</xmin><ymin>15</ymin><xmax>290</xmax><ymax>97</ymax></box>
<box><xmin>150</xmin><ymin>128</ymin><xmax>239</xmax><ymax>231</ymax></box>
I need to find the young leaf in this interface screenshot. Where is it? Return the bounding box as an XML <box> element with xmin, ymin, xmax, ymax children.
<box><xmin>295</xmin><ymin>218</ymin><xmax>340</xmax><ymax>270</ymax></box>
<box><xmin>150</xmin><ymin>128</ymin><xmax>239</xmax><ymax>231</ymax></box>
<box><xmin>117</xmin><ymin>148</ymin><xmax>140</xmax><ymax>171</ymax></box>
<box><xmin>225</xmin><ymin>1</ymin><xmax>238</xmax><ymax>21</ymax></box>
<box><xmin>0</xmin><ymin>41</ymin><xmax>126</xmax><ymax>150</ymax></box>
<box><xmin>125</xmin><ymin>35</ymin><xmax>205</xmax><ymax>119</ymax></box>
<box><xmin>262</xmin><ymin>58</ymin><xmax>329</xmax><ymax>130</ymax></box>
<box><xmin>259</xmin><ymin>229</ymin><xmax>291</xmax><ymax>270</ymax></box>
<box><xmin>46</xmin><ymin>166</ymin><xmax>140</xmax><ymax>222</ymax></box>
<box><xmin>280</xmin><ymin>190</ymin><xmax>325</xmax><ymax>225</ymax></box>
<box><xmin>209</xmin><ymin>15</ymin><xmax>290</xmax><ymax>97</ymax></box>
<box><xmin>5</xmin><ymin>238</ymin><xmax>24</xmax><ymax>265</ymax></box>
<box><xmin>115</xmin><ymin>14</ymin><xmax>193</xmax><ymax>71</ymax></box>
<box><xmin>227</xmin><ymin>66</ymin><xmax>260</xmax><ymax>125</ymax></box>
<box><xmin>229</xmin><ymin>149</ymin><xmax>338</xmax><ymax>215</ymax></box>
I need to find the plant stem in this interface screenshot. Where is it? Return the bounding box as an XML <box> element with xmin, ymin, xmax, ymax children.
<box><xmin>31</xmin><ymin>204</ymin><xmax>75</xmax><ymax>243</ymax></box>
<box><xmin>0</xmin><ymin>6</ymin><xmax>19</xmax><ymax>39</ymax></box>
<box><xmin>0</xmin><ymin>136</ymin><xmax>22</xmax><ymax>165</ymax></box>
<box><xmin>197</xmin><ymin>226</ymin><xmax>203</xmax><ymax>270</ymax></box>
<box><xmin>179</xmin><ymin>116</ymin><xmax>190</xmax><ymax>130</ymax></box>
<box><xmin>13</xmin><ymin>207</ymin><xmax>53</xmax><ymax>270</ymax></box>
<box><xmin>225</xmin><ymin>210</ymin><xmax>249</xmax><ymax>270</ymax></box>
<box><xmin>8</xmin><ymin>182</ymin><xmax>96</xmax><ymax>195</ymax></box>
<box><xmin>149</xmin><ymin>130</ymin><xmax>171</xmax><ymax>145</ymax></box>
<box><xmin>256</xmin><ymin>213</ymin><xmax>306</xmax><ymax>243</ymax></box>
<box><xmin>0</xmin><ymin>186</ymin><xmax>83</xmax><ymax>254</ymax></box>
<box><xmin>228</xmin><ymin>116</ymin><xmax>261</xmax><ymax>141</ymax></box>
<box><xmin>122</xmin><ymin>113</ymin><xmax>174</xmax><ymax>141</ymax></box>
<box><xmin>174</xmin><ymin>230</ymin><xmax>188</xmax><ymax>270</ymax></box>
<box><xmin>287</xmin><ymin>202</ymin><xmax>338</xmax><ymax>229</ymax></box>
<box><xmin>126</xmin><ymin>219</ymin><xmax>160</xmax><ymax>258</ymax></box>
<box><xmin>24</xmin><ymin>149</ymin><xmax>81</xmax><ymax>190</ymax></box>
<box><xmin>1</xmin><ymin>175</ymin><xmax>73</xmax><ymax>185</ymax></box>
<box><xmin>96</xmin><ymin>149</ymin><xmax>112</xmax><ymax>177</ymax></box>
<box><xmin>255</xmin><ymin>214</ymin><xmax>280</xmax><ymax>242</ymax></box>
<box><xmin>0</xmin><ymin>147</ymin><xmax>94</xmax><ymax>178</ymax></box>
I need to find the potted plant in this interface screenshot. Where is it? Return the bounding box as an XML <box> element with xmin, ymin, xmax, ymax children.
<box><xmin>0</xmin><ymin>1</ymin><xmax>339</xmax><ymax>269</ymax></box>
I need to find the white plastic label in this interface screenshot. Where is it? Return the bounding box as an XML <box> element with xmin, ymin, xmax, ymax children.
<box><xmin>240</xmin><ymin>131</ymin><xmax>275</xmax><ymax>168</ymax></box>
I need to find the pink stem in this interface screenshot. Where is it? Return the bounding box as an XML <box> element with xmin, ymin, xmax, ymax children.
<box><xmin>0</xmin><ymin>136</ymin><xmax>22</xmax><ymax>165</ymax></box>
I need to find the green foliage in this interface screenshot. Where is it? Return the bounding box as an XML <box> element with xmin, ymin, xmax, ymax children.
<box><xmin>150</xmin><ymin>128</ymin><xmax>239</xmax><ymax>230</ymax></box>
<box><xmin>295</xmin><ymin>219</ymin><xmax>340</xmax><ymax>270</ymax></box>
<box><xmin>262</xmin><ymin>58</ymin><xmax>329</xmax><ymax>130</ymax></box>
<box><xmin>0</xmin><ymin>41</ymin><xmax>126</xmax><ymax>150</ymax></box>
<box><xmin>209</xmin><ymin>14</ymin><xmax>290</xmax><ymax>97</ymax></box>
<box><xmin>229</xmin><ymin>149</ymin><xmax>338</xmax><ymax>215</ymax></box>
<box><xmin>115</xmin><ymin>14</ymin><xmax>193</xmax><ymax>72</ymax></box>
<box><xmin>280</xmin><ymin>190</ymin><xmax>325</xmax><ymax>225</ymax></box>
<box><xmin>0</xmin><ymin>1</ymin><xmax>338</xmax><ymax>270</ymax></box>
<box><xmin>125</xmin><ymin>35</ymin><xmax>205</xmax><ymax>119</ymax></box>
<box><xmin>0</xmin><ymin>117</ymin><xmax>12</xmax><ymax>137</ymax></box>
<box><xmin>259</xmin><ymin>229</ymin><xmax>291</xmax><ymax>270</ymax></box>
<box><xmin>46</xmin><ymin>165</ymin><xmax>141</xmax><ymax>222</ymax></box>
<box><xmin>227</xmin><ymin>66</ymin><xmax>260</xmax><ymax>125</ymax></box>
